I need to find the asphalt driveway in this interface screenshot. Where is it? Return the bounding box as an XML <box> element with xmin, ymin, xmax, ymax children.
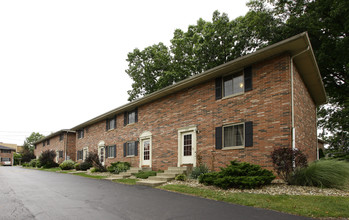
<box><xmin>0</xmin><ymin>166</ymin><xmax>311</xmax><ymax>220</ymax></box>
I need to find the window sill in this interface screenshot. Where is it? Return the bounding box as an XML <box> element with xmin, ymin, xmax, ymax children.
<box><xmin>222</xmin><ymin>92</ymin><xmax>244</xmax><ymax>100</ymax></box>
<box><xmin>106</xmin><ymin>128</ymin><xmax>115</xmax><ymax>132</ymax></box>
<box><xmin>107</xmin><ymin>157</ymin><xmax>115</xmax><ymax>159</ymax></box>
<box><xmin>222</xmin><ymin>146</ymin><xmax>245</xmax><ymax>150</ymax></box>
<box><xmin>126</xmin><ymin>155</ymin><xmax>135</xmax><ymax>158</ymax></box>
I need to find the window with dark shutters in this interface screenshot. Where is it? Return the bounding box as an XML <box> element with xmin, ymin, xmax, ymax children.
<box><xmin>245</xmin><ymin>121</ymin><xmax>253</xmax><ymax>147</ymax></box>
<box><xmin>215</xmin><ymin>77</ymin><xmax>222</xmax><ymax>100</ymax></box>
<box><xmin>215</xmin><ymin>127</ymin><xmax>222</xmax><ymax>149</ymax></box>
<box><xmin>124</xmin><ymin>109</ymin><xmax>138</xmax><ymax>125</ymax></box>
<box><xmin>244</xmin><ymin>66</ymin><xmax>252</xmax><ymax>92</ymax></box>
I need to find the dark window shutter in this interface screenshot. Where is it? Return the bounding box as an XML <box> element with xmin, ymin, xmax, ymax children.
<box><xmin>124</xmin><ymin>112</ymin><xmax>127</xmax><ymax>126</ymax></box>
<box><xmin>215</xmin><ymin>77</ymin><xmax>222</xmax><ymax>100</ymax></box>
<box><xmin>135</xmin><ymin>108</ymin><xmax>138</xmax><ymax>123</ymax></box>
<box><xmin>106</xmin><ymin>119</ymin><xmax>109</xmax><ymax>131</ymax></box>
<box><xmin>114</xmin><ymin>116</ymin><xmax>117</xmax><ymax>128</ymax></box>
<box><xmin>244</xmin><ymin>66</ymin><xmax>252</xmax><ymax>92</ymax></box>
<box><xmin>123</xmin><ymin>143</ymin><xmax>127</xmax><ymax>157</ymax></box>
<box><xmin>113</xmin><ymin>145</ymin><xmax>116</xmax><ymax>158</ymax></box>
<box><xmin>245</xmin><ymin>121</ymin><xmax>253</xmax><ymax>147</ymax></box>
<box><xmin>105</xmin><ymin>146</ymin><xmax>109</xmax><ymax>158</ymax></box>
<box><xmin>135</xmin><ymin>141</ymin><xmax>138</xmax><ymax>156</ymax></box>
<box><xmin>215</xmin><ymin>127</ymin><xmax>222</xmax><ymax>149</ymax></box>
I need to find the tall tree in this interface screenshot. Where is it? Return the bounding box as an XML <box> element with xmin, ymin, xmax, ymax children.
<box><xmin>23</xmin><ymin>132</ymin><xmax>45</xmax><ymax>152</ymax></box>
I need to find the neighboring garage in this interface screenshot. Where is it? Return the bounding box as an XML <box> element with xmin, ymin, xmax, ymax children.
<box><xmin>0</xmin><ymin>145</ymin><xmax>15</xmax><ymax>166</ymax></box>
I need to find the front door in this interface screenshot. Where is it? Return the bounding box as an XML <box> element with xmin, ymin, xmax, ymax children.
<box><xmin>180</xmin><ymin>131</ymin><xmax>195</xmax><ymax>165</ymax></box>
<box><xmin>140</xmin><ymin>138</ymin><xmax>151</xmax><ymax>167</ymax></box>
<box><xmin>98</xmin><ymin>147</ymin><xmax>105</xmax><ymax>166</ymax></box>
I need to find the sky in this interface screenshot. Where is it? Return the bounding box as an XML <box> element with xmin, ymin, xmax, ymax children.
<box><xmin>0</xmin><ymin>0</ymin><xmax>249</xmax><ymax>145</ymax></box>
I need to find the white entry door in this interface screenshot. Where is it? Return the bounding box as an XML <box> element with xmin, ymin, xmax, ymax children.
<box><xmin>98</xmin><ymin>147</ymin><xmax>105</xmax><ymax>166</ymax></box>
<box><xmin>140</xmin><ymin>138</ymin><xmax>151</xmax><ymax>167</ymax></box>
<box><xmin>180</xmin><ymin>131</ymin><xmax>196</xmax><ymax>165</ymax></box>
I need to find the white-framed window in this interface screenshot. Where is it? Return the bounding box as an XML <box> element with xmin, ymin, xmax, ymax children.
<box><xmin>107</xmin><ymin>145</ymin><xmax>116</xmax><ymax>158</ymax></box>
<box><xmin>223</xmin><ymin>123</ymin><xmax>244</xmax><ymax>148</ymax></box>
<box><xmin>223</xmin><ymin>72</ymin><xmax>244</xmax><ymax>97</ymax></box>
<box><xmin>78</xmin><ymin>130</ymin><xmax>84</xmax><ymax>139</ymax></box>
<box><xmin>106</xmin><ymin>116</ymin><xmax>116</xmax><ymax>131</ymax></box>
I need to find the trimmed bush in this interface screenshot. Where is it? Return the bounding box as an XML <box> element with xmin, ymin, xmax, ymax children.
<box><xmin>59</xmin><ymin>160</ymin><xmax>75</xmax><ymax>170</ymax></box>
<box><xmin>39</xmin><ymin>150</ymin><xmax>58</xmax><ymax>168</ymax></box>
<box><xmin>175</xmin><ymin>174</ymin><xmax>187</xmax><ymax>181</ymax></box>
<box><xmin>79</xmin><ymin>161</ymin><xmax>92</xmax><ymax>171</ymax></box>
<box><xmin>107</xmin><ymin>162</ymin><xmax>131</xmax><ymax>174</ymax></box>
<box><xmin>191</xmin><ymin>164</ymin><xmax>209</xmax><ymax>179</ymax></box>
<box><xmin>135</xmin><ymin>171</ymin><xmax>157</xmax><ymax>179</ymax></box>
<box><xmin>29</xmin><ymin>159</ymin><xmax>39</xmax><ymax>167</ymax></box>
<box><xmin>271</xmin><ymin>147</ymin><xmax>308</xmax><ymax>182</ymax></box>
<box><xmin>199</xmin><ymin>161</ymin><xmax>275</xmax><ymax>189</ymax></box>
<box><xmin>74</xmin><ymin>163</ymin><xmax>81</xmax><ymax>171</ymax></box>
<box><xmin>290</xmin><ymin>160</ymin><xmax>349</xmax><ymax>189</ymax></box>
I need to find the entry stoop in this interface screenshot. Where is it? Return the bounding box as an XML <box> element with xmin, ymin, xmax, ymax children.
<box><xmin>105</xmin><ymin>167</ymin><xmax>151</xmax><ymax>180</ymax></box>
<box><xmin>136</xmin><ymin>167</ymin><xmax>188</xmax><ymax>187</ymax></box>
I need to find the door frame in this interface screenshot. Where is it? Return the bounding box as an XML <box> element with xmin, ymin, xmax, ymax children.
<box><xmin>98</xmin><ymin>141</ymin><xmax>105</xmax><ymax>166</ymax></box>
<box><xmin>177</xmin><ymin>125</ymin><xmax>197</xmax><ymax>167</ymax></box>
<box><xmin>139</xmin><ymin>131</ymin><xmax>152</xmax><ymax>168</ymax></box>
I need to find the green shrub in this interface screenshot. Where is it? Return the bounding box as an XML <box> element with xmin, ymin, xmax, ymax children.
<box><xmin>107</xmin><ymin>162</ymin><xmax>131</xmax><ymax>174</ymax></box>
<box><xmin>191</xmin><ymin>164</ymin><xmax>209</xmax><ymax>179</ymax></box>
<box><xmin>29</xmin><ymin>159</ymin><xmax>40</xmax><ymax>168</ymax></box>
<box><xmin>199</xmin><ymin>161</ymin><xmax>275</xmax><ymax>189</ymax></box>
<box><xmin>271</xmin><ymin>147</ymin><xmax>308</xmax><ymax>183</ymax></box>
<box><xmin>85</xmin><ymin>151</ymin><xmax>107</xmax><ymax>172</ymax></box>
<box><xmin>79</xmin><ymin>161</ymin><xmax>92</xmax><ymax>171</ymax></box>
<box><xmin>22</xmin><ymin>162</ymin><xmax>29</xmax><ymax>167</ymax></box>
<box><xmin>74</xmin><ymin>163</ymin><xmax>81</xmax><ymax>171</ymax></box>
<box><xmin>290</xmin><ymin>160</ymin><xmax>349</xmax><ymax>189</ymax></box>
<box><xmin>39</xmin><ymin>150</ymin><xmax>58</xmax><ymax>168</ymax></box>
<box><xmin>59</xmin><ymin>160</ymin><xmax>75</xmax><ymax>170</ymax></box>
<box><xmin>135</xmin><ymin>171</ymin><xmax>157</xmax><ymax>179</ymax></box>
<box><xmin>175</xmin><ymin>174</ymin><xmax>187</xmax><ymax>181</ymax></box>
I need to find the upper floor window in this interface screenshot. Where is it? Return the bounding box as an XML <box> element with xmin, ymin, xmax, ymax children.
<box><xmin>0</xmin><ymin>149</ymin><xmax>11</xmax><ymax>154</ymax></box>
<box><xmin>106</xmin><ymin>116</ymin><xmax>116</xmax><ymax>131</ymax></box>
<box><xmin>43</xmin><ymin>141</ymin><xmax>46</xmax><ymax>147</ymax></box>
<box><xmin>124</xmin><ymin>108</ymin><xmax>138</xmax><ymax>125</ymax></box>
<box><xmin>59</xmin><ymin>133</ymin><xmax>64</xmax><ymax>141</ymax></box>
<box><xmin>78</xmin><ymin>130</ymin><xmax>84</xmax><ymax>139</ymax></box>
<box><xmin>47</xmin><ymin>139</ymin><xmax>50</xmax><ymax>145</ymax></box>
<box><xmin>223</xmin><ymin>72</ymin><xmax>244</xmax><ymax>97</ymax></box>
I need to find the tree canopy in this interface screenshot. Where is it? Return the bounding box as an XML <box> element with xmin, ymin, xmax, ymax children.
<box><xmin>125</xmin><ymin>0</ymin><xmax>349</xmax><ymax>152</ymax></box>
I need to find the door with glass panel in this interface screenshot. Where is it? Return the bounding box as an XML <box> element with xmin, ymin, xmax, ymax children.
<box><xmin>140</xmin><ymin>138</ymin><xmax>151</xmax><ymax>167</ymax></box>
<box><xmin>98</xmin><ymin>146</ymin><xmax>105</xmax><ymax>166</ymax></box>
<box><xmin>181</xmin><ymin>131</ymin><xmax>195</xmax><ymax>164</ymax></box>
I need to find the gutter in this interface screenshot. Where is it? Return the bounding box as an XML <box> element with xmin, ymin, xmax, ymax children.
<box><xmin>290</xmin><ymin>46</ymin><xmax>310</xmax><ymax>151</ymax></box>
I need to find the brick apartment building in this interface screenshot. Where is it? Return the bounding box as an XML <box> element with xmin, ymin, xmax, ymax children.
<box><xmin>34</xmin><ymin>130</ymin><xmax>76</xmax><ymax>163</ymax></box>
<box><xmin>67</xmin><ymin>32</ymin><xmax>326</xmax><ymax>171</ymax></box>
<box><xmin>0</xmin><ymin>145</ymin><xmax>15</xmax><ymax>166</ymax></box>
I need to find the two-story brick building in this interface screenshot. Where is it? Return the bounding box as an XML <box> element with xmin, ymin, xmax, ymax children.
<box><xmin>0</xmin><ymin>145</ymin><xmax>15</xmax><ymax>166</ymax></box>
<box><xmin>70</xmin><ymin>32</ymin><xmax>326</xmax><ymax>171</ymax></box>
<box><xmin>34</xmin><ymin>130</ymin><xmax>76</xmax><ymax>163</ymax></box>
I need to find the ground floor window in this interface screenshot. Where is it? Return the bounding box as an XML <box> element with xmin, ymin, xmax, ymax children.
<box><xmin>77</xmin><ymin>150</ymin><xmax>83</xmax><ymax>160</ymax></box>
<box><xmin>1</xmin><ymin>158</ymin><xmax>10</xmax><ymax>162</ymax></box>
<box><xmin>59</xmin><ymin>151</ymin><xmax>63</xmax><ymax>158</ymax></box>
<box><xmin>223</xmin><ymin>123</ymin><xmax>244</xmax><ymax>148</ymax></box>
<box><xmin>107</xmin><ymin>145</ymin><xmax>116</xmax><ymax>158</ymax></box>
<box><xmin>124</xmin><ymin>141</ymin><xmax>138</xmax><ymax>157</ymax></box>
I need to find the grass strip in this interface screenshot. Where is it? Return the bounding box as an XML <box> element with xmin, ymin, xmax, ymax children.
<box><xmin>72</xmin><ymin>173</ymin><xmax>106</xmax><ymax>179</ymax></box>
<box><xmin>113</xmin><ymin>179</ymin><xmax>138</xmax><ymax>185</ymax></box>
<box><xmin>159</xmin><ymin>184</ymin><xmax>349</xmax><ymax>218</ymax></box>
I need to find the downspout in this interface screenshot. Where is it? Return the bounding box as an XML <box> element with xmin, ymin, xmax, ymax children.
<box><xmin>65</xmin><ymin>131</ymin><xmax>68</xmax><ymax>161</ymax></box>
<box><xmin>290</xmin><ymin>46</ymin><xmax>310</xmax><ymax>151</ymax></box>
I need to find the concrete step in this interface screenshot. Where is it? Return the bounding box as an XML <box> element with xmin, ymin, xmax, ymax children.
<box><xmin>105</xmin><ymin>176</ymin><xmax>124</xmax><ymax>180</ymax></box>
<box><xmin>167</xmin><ymin>167</ymin><xmax>188</xmax><ymax>171</ymax></box>
<box><xmin>148</xmin><ymin>176</ymin><xmax>174</xmax><ymax>182</ymax></box>
<box><xmin>136</xmin><ymin>180</ymin><xmax>166</xmax><ymax>187</ymax></box>
<box><xmin>156</xmin><ymin>173</ymin><xmax>176</xmax><ymax>178</ymax></box>
<box><xmin>164</xmin><ymin>170</ymin><xmax>185</xmax><ymax>174</ymax></box>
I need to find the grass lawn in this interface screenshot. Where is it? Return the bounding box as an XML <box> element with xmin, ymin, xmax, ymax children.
<box><xmin>71</xmin><ymin>173</ymin><xmax>107</xmax><ymax>179</ymax></box>
<box><xmin>159</xmin><ymin>184</ymin><xmax>349</xmax><ymax>219</ymax></box>
<box><xmin>113</xmin><ymin>179</ymin><xmax>138</xmax><ymax>185</ymax></box>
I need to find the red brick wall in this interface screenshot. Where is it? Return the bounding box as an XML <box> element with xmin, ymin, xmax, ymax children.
<box><xmin>293</xmin><ymin>64</ymin><xmax>317</xmax><ymax>162</ymax></box>
<box><xmin>76</xmin><ymin>54</ymin><xmax>307</xmax><ymax>171</ymax></box>
<box><xmin>34</xmin><ymin>132</ymin><xmax>76</xmax><ymax>163</ymax></box>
